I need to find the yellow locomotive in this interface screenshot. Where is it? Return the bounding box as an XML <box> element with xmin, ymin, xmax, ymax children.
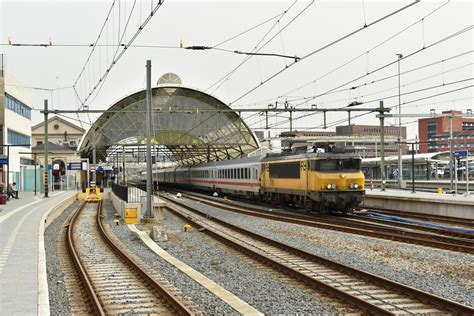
<box><xmin>261</xmin><ymin>152</ymin><xmax>365</xmax><ymax>213</ymax></box>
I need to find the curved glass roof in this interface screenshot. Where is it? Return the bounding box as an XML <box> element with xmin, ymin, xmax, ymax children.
<box><xmin>79</xmin><ymin>85</ymin><xmax>260</xmax><ymax>165</ymax></box>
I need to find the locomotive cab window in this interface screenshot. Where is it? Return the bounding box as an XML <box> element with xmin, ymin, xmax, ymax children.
<box><xmin>269</xmin><ymin>162</ymin><xmax>300</xmax><ymax>179</ymax></box>
<box><xmin>310</xmin><ymin>159</ymin><xmax>361</xmax><ymax>172</ymax></box>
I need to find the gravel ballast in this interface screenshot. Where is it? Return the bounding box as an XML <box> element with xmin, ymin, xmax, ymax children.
<box><xmin>171</xmin><ymin>194</ymin><xmax>474</xmax><ymax>308</ymax></box>
<box><xmin>104</xmin><ymin>199</ymin><xmax>343</xmax><ymax>314</ymax></box>
<box><xmin>44</xmin><ymin>201</ymin><xmax>79</xmax><ymax>315</ymax></box>
<box><xmin>103</xmin><ymin>200</ymin><xmax>237</xmax><ymax>314</ymax></box>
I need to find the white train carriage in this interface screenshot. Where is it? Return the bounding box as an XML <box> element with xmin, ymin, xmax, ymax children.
<box><xmin>188</xmin><ymin>156</ymin><xmax>263</xmax><ymax>198</ymax></box>
<box><xmin>156</xmin><ymin>167</ymin><xmax>174</xmax><ymax>184</ymax></box>
<box><xmin>174</xmin><ymin>166</ymin><xmax>190</xmax><ymax>185</ymax></box>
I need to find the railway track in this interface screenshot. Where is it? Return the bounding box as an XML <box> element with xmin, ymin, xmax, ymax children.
<box><xmin>342</xmin><ymin>212</ymin><xmax>473</xmax><ymax>239</ymax></box>
<box><xmin>357</xmin><ymin>207</ymin><xmax>474</xmax><ymax>229</ymax></box>
<box><xmin>164</xmin><ymin>189</ymin><xmax>474</xmax><ymax>254</ymax></box>
<box><xmin>160</xmin><ymin>193</ymin><xmax>474</xmax><ymax>315</ymax></box>
<box><xmin>66</xmin><ymin>200</ymin><xmax>195</xmax><ymax>315</ymax></box>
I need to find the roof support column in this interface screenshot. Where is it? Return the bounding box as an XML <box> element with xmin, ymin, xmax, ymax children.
<box><xmin>145</xmin><ymin>60</ymin><xmax>153</xmax><ymax>218</ymax></box>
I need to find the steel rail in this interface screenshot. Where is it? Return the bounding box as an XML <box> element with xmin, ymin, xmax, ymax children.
<box><xmin>66</xmin><ymin>201</ymin><xmax>105</xmax><ymax>316</ymax></box>
<box><xmin>345</xmin><ymin>213</ymin><xmax>474</xmax><ymax>239</ymax></box>
<box><xmin>358</xmin><ymin>207</ymin><xmax>474</xmax><ymax>228</ymax></box>
<box><xmin>171</xmin><ymin>190</ymin><xmax>474</xmax><ymax>254</ymax></box>
<box><xmin>162</xmin><ymin>195</ymin><xmax>474</xmax><ymax>315</ymax></box>
<box><xmin>95</xmin><ymin>201</ymin><xmax>194</xmax><ymax>316</ymax></box>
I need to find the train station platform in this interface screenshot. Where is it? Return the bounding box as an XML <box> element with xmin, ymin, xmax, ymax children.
<box><xmin>363</xmin><ymin>189</ymin><xmax>474</xmax><ymax>220</ymax></box>
<box><xmin>0</xmin><ymin>190</ymin><xmax>76</xmax><ymax>315</ymax></box>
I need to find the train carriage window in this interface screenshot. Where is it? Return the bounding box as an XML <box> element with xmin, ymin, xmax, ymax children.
<box><xmin>240</xmin><ymin>168</ymin><xmax>243</xmax><ymax>179</ymax></box>
<box><xmin>269</xmin><ymin>162</ymin><xmax>300</xmax><ymax>179</ymax></box>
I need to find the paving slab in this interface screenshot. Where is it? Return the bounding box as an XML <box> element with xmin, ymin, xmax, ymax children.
<box><xmin>0</xmin><ymin>191</ymin><xmax>75</xmax><ymax>316</ymax></box>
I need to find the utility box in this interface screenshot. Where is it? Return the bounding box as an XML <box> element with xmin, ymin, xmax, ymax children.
<box><xmin>125</xmin><ymin>208</ymin><xmax>138</xmax><ymax>224</ymax></box>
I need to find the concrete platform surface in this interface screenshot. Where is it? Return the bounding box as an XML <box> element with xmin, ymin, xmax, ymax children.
<box><xmin>363</xmin><ymin>189</ymin><xmax>474</xmax><ymax>219</ymax></box>
<box><xmin>0</xmin><ymin>191</ymin><xmax>75</xmax><ymax>316</ymax></box>
<box><xmin>365</xmin><ymin>188</ymin><xmax>474</xmax><ymax>205</ymax></box>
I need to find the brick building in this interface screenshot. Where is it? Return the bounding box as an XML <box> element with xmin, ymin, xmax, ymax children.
<box><xmin>418</xmin><ymin>110</ymin><xmax>474</xmax><ymax>153</ymax></box>
<box><xmin>279</xmin><ymin>125</ymin><xmax>407</xmax><ymax>157</ymax></box>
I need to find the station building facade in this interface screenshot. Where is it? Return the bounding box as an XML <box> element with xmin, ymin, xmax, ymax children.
<box><xmin>31</xmin><ymin>116</ymin><xmax>85</xmax><ymax>191</ymax></box>
<box><xmin>0</xmin><ymin>69</ymin><xmax>33</xmax><ymax>191</ymax></box>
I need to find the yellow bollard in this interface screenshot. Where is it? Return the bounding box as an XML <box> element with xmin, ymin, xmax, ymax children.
<box><xmin>437</xmin><ymin>187</ymin><xmax>443</xmax><ymax>194</ymax></box>
<box><xmin>183</xmin><ymin>224</ymin><xmax>192</xmax><ymax>232</ymax></box>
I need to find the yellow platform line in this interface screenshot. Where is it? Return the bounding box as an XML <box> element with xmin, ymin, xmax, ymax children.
<box><xmin>128</xmin><ymin>224</ymin><xmax>263</xmax><ymax>316</ymax></box>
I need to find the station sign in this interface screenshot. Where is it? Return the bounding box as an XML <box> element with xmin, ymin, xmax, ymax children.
<box><xmin>67</xmin><ymin>162</ymin><xmax>83</xmax><ymax>170</ymax></box>
<box><xmin>0</xmin><ymin>155</ymin><xmax>8</xmax><ymax>165</ymax></box>
<box><xmin>454</xmin><ymin>150</ymin><xmax>468</xmax><ymax>158</ymax></box>
<box><xmin>53</xmin><ymin>163</ymin><xmax>60</xmax><ymax>170</ymax></box>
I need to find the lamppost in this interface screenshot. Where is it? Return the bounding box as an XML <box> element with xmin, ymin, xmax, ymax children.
<box><xmin>396</xmin><ymin>53</ymin><xmax>403</xmax><ymax>189</ymax></box>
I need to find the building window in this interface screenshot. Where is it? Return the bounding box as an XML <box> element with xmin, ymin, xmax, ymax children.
<box><xmin>4</xmin><ymin>93</ymin><xmax>32</xmax><ymax>120</ymax></box>
<box><xmin>7</xmin><ymin>129</ymin><xmax>30</xmax><ymax>147</ymax></box>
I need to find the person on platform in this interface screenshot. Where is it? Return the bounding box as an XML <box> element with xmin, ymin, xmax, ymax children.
<box><xmin>12</xmin><ymin>182</ymin><xmax>19</xmax><ymax>199</ymax></box>
<box><xmin>7</xmin><ymin>183</ymin><xmax>15</xmax><ymax>200</ymax></box>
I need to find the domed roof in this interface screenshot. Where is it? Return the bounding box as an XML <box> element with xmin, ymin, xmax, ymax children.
<box><xmin>79</xmin><ymin>83</ymin><xmax>260</xmax><ymax>165</ymax></box>
<box><xmin>157</xmin><ymin>73</ymin><xmax>182</xmax><ymax>85</ymax></box>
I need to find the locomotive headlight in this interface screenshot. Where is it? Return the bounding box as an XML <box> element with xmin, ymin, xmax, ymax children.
<box><xmin>331</xmin><ymin>183</ymin><xmax>337</xmax><ymax>190</ymax></box>
<box><xmin>327</xmin><ymin>184</ymin><xmax>332</xmax><ymax>190</ymax></box>
<box><xmin>349</xmin><ymin>183</ymin><xmax>359</xmax><ymax>189</ymax></box>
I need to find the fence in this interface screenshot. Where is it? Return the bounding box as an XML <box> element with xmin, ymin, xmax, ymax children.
<box><xmin>127</xmin><ymin>186</ymin><xmax>145</xmax><ymax>203</ymax></box>
<box><xmin>112</xmin><ymin>182</ymin><xmax>128</xmax><ymax>202</ymax></box>
<box><xmin>111</xmin><ymin>182</ymin><xmax>145</xmax><ymax>203</ymax></box>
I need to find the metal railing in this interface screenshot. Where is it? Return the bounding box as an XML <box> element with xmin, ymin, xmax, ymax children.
<box><xmin>112</xmin><ymin>182</ymin><xmax>128</xmax><ymax>202</ymax></box>
<box><xmin>127</xmin><ymin>186</ymin><xmax>145</xmax><ymax>203</ymax></box>
<box><xmin>112</xmin><ymin>182</ymin><xmax>145</xmax><ymax>203</ymax></box>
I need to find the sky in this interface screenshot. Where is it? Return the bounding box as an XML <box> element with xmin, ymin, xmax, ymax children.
<box><xmin>1</xmin><ymin>0</ymin><xmax>473</xmax><ymax>140</ymax></box>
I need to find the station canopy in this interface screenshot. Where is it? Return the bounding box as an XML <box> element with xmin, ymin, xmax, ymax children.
<box><xmin>78</xmin><ymin>73</ymin><xmax>260</xmax><ymax>165</ymax></box>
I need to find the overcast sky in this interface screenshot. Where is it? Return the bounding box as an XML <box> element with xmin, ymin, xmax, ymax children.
<box><xmin>1</xmin><ymin>0</ymin><xmax>472</xmax><ymax>139</ymax></box>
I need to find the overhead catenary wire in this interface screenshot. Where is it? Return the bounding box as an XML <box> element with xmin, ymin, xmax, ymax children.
<box><xmin>269</xmin><ymin>61</ymin><xmax>474</xmax><ymax>108</ymax></box>
<box><xmin>258</xmin><ymin>84</ymin><xmax>474</xmax><ymax>131</ymax></box>
<box><xmin>211</xmin><ymin>8</ymin><xmax>290</xmax><ymax>49</ymax></box>
<box><xmin>230</xmin><ymin>1</ymin><xmax>421</xmax><ymax>105</ymax></box>
<box><xmin>73</xmin><ymin>1</ymin><xmax>116</xmax><ymax>89</ymax></box>
<box><xmin>72</xmin><ymin>0</ymin><xmax>164</xmax><ymax>109</ymax></box>
<box><xmin>206</xmin><ymin>0</ymin><xmax>307</xmax><ymax>94</ymax></box>
<box><xmin>290</xmin><ymin>24</ymin><xmax>473</xmax><ymax>109</ymax></box>
<box><xmin>234</xmin><ymin>0</ymin><xmax>451</xmax><ymax>109</ymax></box>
